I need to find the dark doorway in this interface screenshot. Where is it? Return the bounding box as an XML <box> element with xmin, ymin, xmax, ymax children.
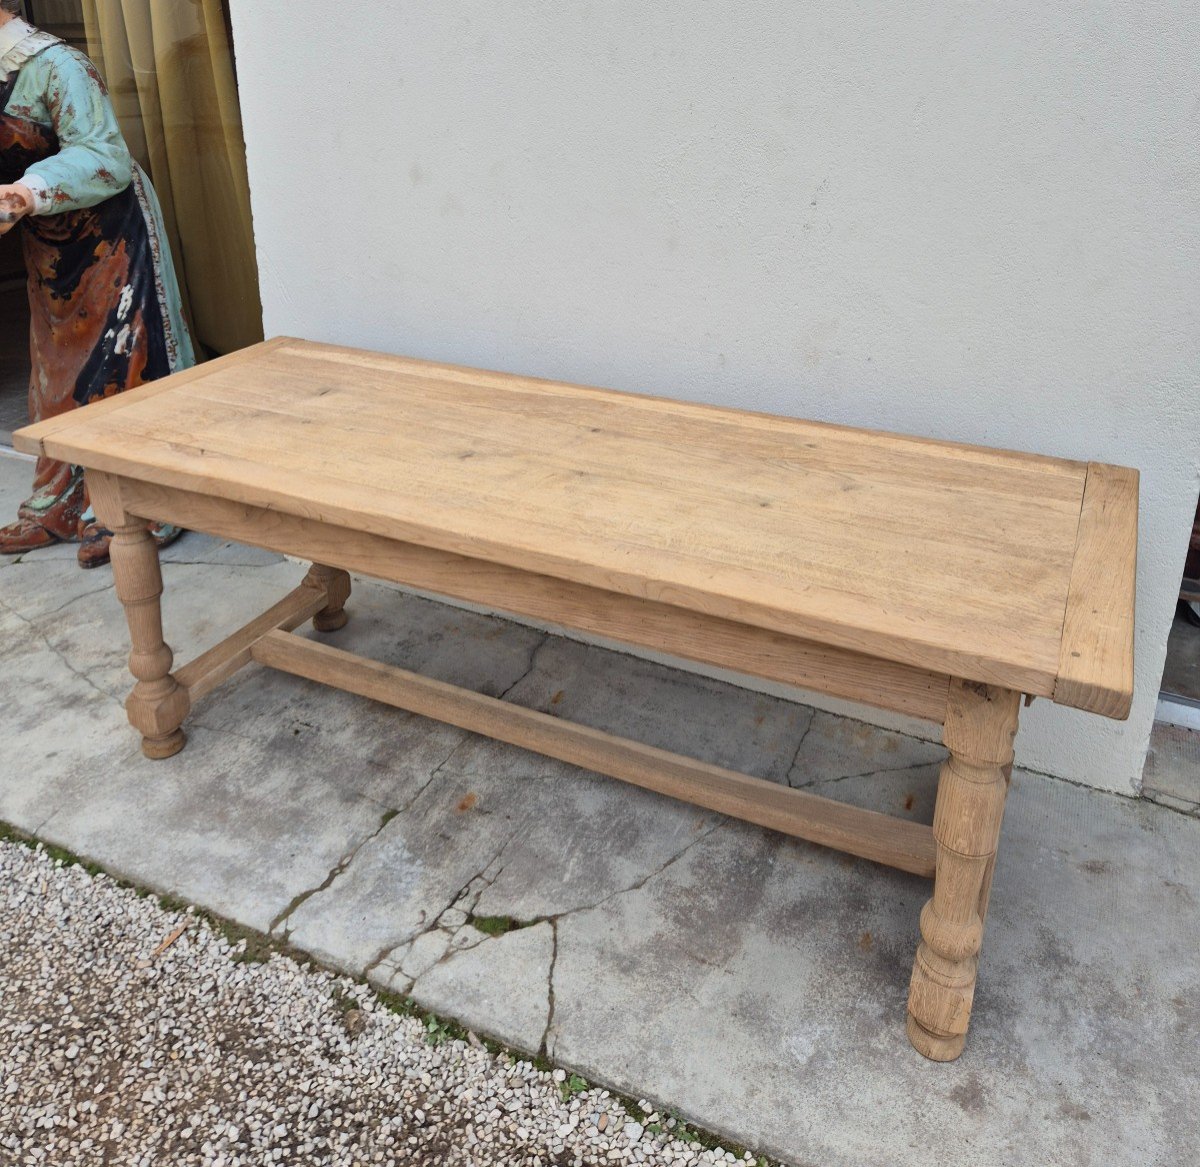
<box><xmin>1159</xmin><ymin>497</ymin><xmax>1200</xmax><ymax>709</ymax></box>
<box><xmin>0</xmin><ymin>232</ymin><xmax>29</xmax><ymax>443</ymax></box>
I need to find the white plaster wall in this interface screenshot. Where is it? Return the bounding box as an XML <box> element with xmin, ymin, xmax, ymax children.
<box><xmin>229</xmin><ymin>2</ymin><xmax>1199</xmax><ymax>794</ymax></box>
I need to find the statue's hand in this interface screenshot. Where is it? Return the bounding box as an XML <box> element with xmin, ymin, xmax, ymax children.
<box><xmin>0</xmin><ymin>185</ymin><xmax>34</xmax><ymax>236</ymax></box>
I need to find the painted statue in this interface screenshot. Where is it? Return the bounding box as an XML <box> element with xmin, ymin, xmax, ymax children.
<box><xmin>0</xmin><ymin>9</ymin><xmax>194</xmax><ymax>568</ymax></box>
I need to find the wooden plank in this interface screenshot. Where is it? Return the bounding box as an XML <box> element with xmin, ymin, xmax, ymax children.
<box><xmin>284</xmin><ymin>339</ymin><xmax>1087</xmax><ymax>480</ymax></box>
<box><xmin>117</xmin><ymin>478</ymin><xmax>950</xmax><ymax>722</ymax></box>
<box><xmin>1054</xmin><ymin>462</ymin><xmax>1138</xmax><ymax>718</ymax></box>
<box><xmin>200</xmin><ymin>346</ymin><xmax>1087</xmax><ymax>506</ymax></box>
<box><xmin>176</xmin><ymin>583</ymin><xmax>328</xmax><ymax>703</ymax></box>
<box><xmin>11</xmin><ymin>337</ymin><xmax>293</xmax><ymax>457</ymax></box>
<box><xmin>252</xmin><ymin>629</ymin><xmax>938</xmax><ymax>878</ymax></box>
<box><xmin>180</xmin><ymin>359</ymin><xmax>1084</xmax><ymax>585</ymax></box>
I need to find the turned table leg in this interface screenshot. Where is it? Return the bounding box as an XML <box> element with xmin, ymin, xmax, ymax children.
<box><xmin>907</xmin><ymin>679</ymin><xmax>1020</xmax><ymax>1061</ymax></box>
<box><xmin>108</xmin><ymin>519</ymin><xmax>191</xmax><ymax>759</ymax></box>
<box><xmin>304</xmin><ymin>564</ymin><xmax>351</xmax><ymax>632</ymax></box>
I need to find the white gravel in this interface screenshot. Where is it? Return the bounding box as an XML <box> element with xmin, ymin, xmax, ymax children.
<box><xmin>0</xmin><ymin>840</ymin><xmax>769</xmax><ymax>1167</ymax></box>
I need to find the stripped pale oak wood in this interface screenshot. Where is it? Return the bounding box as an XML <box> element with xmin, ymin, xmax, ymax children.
<box><xmin>1054</xmin><ymin>463</ymin><xmax>1138</xmax><ymax>719</ymax></box>
<box><xmin>174</xmin><ymin>582</ymin><xmax>330</xmax><ymax>703</ymax></box>
<box><xmin>252</xmin><ymin>629</ymin><xmax>938</xmax><ymax>878</ymax></box>
<box><xmin>307</xmin><ymin>564</ymin><xmax>353</xmax><ymax>633</ymax></box>
<box><xmin>115</xmin><ymin>478</ymin><xmax>950</xmax><ymax>722</ymax></box>
<box><xmin>907</xmin><ymin>679</ymin><xmax>1021</xmax><ymax>1061</ymax></box>
<box><xmin>16</xmin><ymin>337</ymin><xmax>292</xmax><ymax>448</ymax></box>
<box><xmin>88</xmin><ymin>472</ymin><xmax>189</xmax><ymax>759</ymax></box>
<box><xmin>14</xmin><ymin>337</ymin><xmax>1136</xmax><ymax>708</ymax></box>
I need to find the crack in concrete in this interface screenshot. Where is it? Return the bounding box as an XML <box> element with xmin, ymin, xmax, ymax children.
<box><xmin>557</xmin><ymin>819</ymin><xmax>724</xmax><ymax>922</ymax></box>
<box><xmin>418</xmin><ymin>736</ymin><xmax>473</xmax><ymax>797</ymax></box>
<box><xmin>405</xmin><ymin>819</ymin><xmax>725</xmax><ymax>1028</ymax></box>
<box><xmin>540</xmin><ymin>918</ymin><xmax>559</xmax><ymax>1057</ymax></box>
<box><xmin>267</xmin><ymin>806</ymin><xmax>400</xmax><ymax>937</ymax></box>
<box><xmin>22</xmin><ymin>581</ymin><xmax>115</xmax><ymax>619</ymax></box>
<box><xmin>159</xmin><ymin>558</ymin><xmax>285</xmax><ymax>569</ymax></box>
<box><xmin>497</xmin><ymin>634</ymin><xmax>551</xmax><ymax>702</ymax></box>
<box><xmin>783</xmin><ymin>715</ymin><xmax>816</xmax><ymax>788</ymax></box>
<box><xmin>354</xmin><ymin>733</ymin><xmax>535</xmax><ymax>986</ymax></box>
<box><xmin>792</xmin><ymin>758</ymin><xmax>944</xmax><ymax>793</ymax></box>
<box><xmin>207</xmin><ymin>725</ymin><xmax>475</xmax><ymax>947</ymax></box>
<box><xmin>462</xmin><ymin>819</ymin><xmax>724</xmax><ymax>949</ymax></box>
<box><xmin>783</xmin><ymin>712</ymin><xmax>945</xmax><ymax>791</ymax></box>
<box><xmin>364</xmin><ymin>853</ymin><xmax>511</xmax><ymax>984</ymax></box>
<box><xmin>0</xmin><ymin>593</ymin><xmax>122</xmax><ymax>709</ymax></box>
<box><xmin>1143</xmin><ymin>790</ymin><xmax>1200</xmax><ymax>819</ymax></box>
<box><xmin>362</xmin><ymin>940</ymin><xmax>403</xmax><ymax>983</ymax></box>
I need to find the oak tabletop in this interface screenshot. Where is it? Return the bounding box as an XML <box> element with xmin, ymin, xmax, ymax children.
<box><xmin>14</xmin><ymin>337</ymin><xmax>1138</xmax><ymax>717</ymax></box>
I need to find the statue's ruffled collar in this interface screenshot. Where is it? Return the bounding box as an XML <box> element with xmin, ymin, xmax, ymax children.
<box><xmin>0</xmin><ymin>19</ymin><xmax>62</xmax><ymax>82</ymax></box>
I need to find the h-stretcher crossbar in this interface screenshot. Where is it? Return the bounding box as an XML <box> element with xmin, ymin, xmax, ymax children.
<box><xmin>175</xmin><ymin>583</ymin><xmax>329</xmax><ymax>702</ymax></box>
<box><xmin>162</xmin><ymin>561</ymin><xmax>936</xmax><ymax>878</ymax></box>
<box><xmin>250</xmin><ymin>627</ymin><xmax>938</xmax><ymax>878</ymax></box>
<box><xmin>169</xmin><ymin>571</ymin><xmax>936</xmax><ymax>879</ymax></box>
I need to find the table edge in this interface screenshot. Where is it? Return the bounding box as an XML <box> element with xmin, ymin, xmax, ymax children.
<box><xmin>1053</xmin><ymin>462</ymin><xmax>1139</xmax><ymax>719</ymax></box>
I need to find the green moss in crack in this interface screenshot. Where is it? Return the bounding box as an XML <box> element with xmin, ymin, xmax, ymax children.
<box><xmin>467</xmin><ymin>913</ymin><xmax>546</xmax><ymax>938</ymax></box>
<box><xmin>470</xmin><ymin>914</ymin><xmax>516</xmax><ymax>937</ymax></box>
<box><xmin>372</xmin><ymin>989</ymin><xmax>486</xmax><ymax>1052</ymax></box>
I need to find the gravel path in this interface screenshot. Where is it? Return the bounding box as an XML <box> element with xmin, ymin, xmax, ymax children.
<box><xmin>0</xmin><ymin>840</ymin><xmax>768</xmax><ymax>1167</ymax></box>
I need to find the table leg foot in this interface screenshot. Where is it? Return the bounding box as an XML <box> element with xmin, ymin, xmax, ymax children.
<box><xmin>305</xmin><ymin>564</ymin><xmax>352</xmax><ymax>632</ymax></box>
<box><xmin>906</xmin><ymin>1012</ymin><xmax>965</xmax><ymax>1062</ymax></box>
<box><xmin>141</xmin><ymin>729</ymin><xmax>187</xmax><ymax>760</ymax></box>
<box><xmin>907</xmin><ymin>679</ymin><xmax>1019</xmax><ymax>1061</ymax></box>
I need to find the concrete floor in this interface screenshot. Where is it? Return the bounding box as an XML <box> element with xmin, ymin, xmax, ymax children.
<box><xmin>0</xmin><ymin>452</ymin><xmax>1196</xmax><ymax>1167</ymax></box>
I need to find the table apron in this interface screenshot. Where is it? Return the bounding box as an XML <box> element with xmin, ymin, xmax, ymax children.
<box><xmin>109</xmin><ymin>474</ymin><xmax>951</xmax><ymax>725</ymax></box>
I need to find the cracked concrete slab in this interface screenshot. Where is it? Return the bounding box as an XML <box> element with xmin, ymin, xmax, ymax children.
<box><xmin>413</xmin><ymin>921</ymin><xmax>557</xmax><ymax>1052</ymax></box>
<box><xmin>281</xmin><ymin>766</ymin><xmax>517</xmax><ymax>972</ymax></box>
<box><xmin>37</xmin><ymin>727</ymin><xmax>389</xmax><ymax>933</ymax></box>
<box><xmin>787</xmin><ymin>710</ymin><xmax>946</xmax><ymax>788</ymax></box>
<box><xmin>502</xmin><ymin>635</ymin><xmax>815</xmax><ymax>781</ymax></box>
<box><xmin>1</xmin><ymin>452</ymin><xmax>1197</xmax><ymax>1166</ymax></box>
<box><xmin>549</xmin><ymin>780</ymin><xmax>1199</xmax><ymax>1167</ymax></box>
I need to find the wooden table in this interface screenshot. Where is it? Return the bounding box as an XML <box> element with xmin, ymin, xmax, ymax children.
<box><xmin>14</xmin><ymin>337</ymin><xmax>1138</xmax><ymax>1061</ymax></box>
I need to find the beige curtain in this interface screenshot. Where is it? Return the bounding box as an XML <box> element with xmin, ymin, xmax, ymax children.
<box><xmin>82</xmin><ymin>0</ymin><xmax>263</xmax><ymax>356</ymax></box>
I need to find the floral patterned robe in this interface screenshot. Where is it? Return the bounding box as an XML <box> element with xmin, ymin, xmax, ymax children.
<box><xmin>0</xmin><ymin>19</ymin><xmax>194</xmax><ymax>540</ymax></box>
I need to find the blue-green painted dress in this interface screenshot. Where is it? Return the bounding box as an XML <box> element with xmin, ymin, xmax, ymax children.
<box><xmin>0</xmin><ymin>19</ymin><xmax>194</xmax><ymax>541</ymax></box>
